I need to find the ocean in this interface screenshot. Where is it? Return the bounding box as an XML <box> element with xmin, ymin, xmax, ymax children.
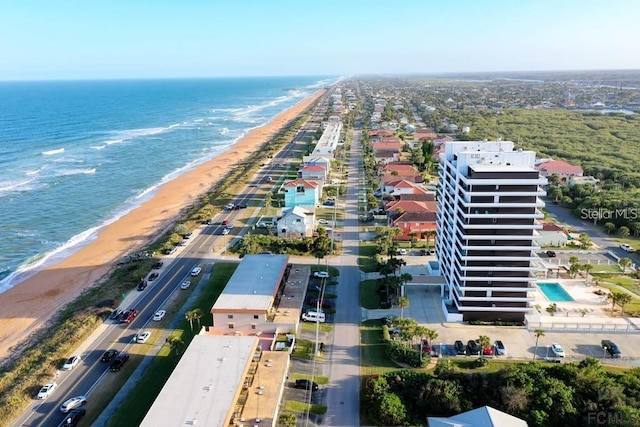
<box><xmin>0</xmin><ymin>76</ymin><xmax>337</xmax><ymax>293</ymax></box>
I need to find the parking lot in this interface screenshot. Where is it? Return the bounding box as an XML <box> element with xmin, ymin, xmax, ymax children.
<box><xmin>538</xmin><ymin>250</ymin><xmax>620</xmax><ymax>272</ymax></box>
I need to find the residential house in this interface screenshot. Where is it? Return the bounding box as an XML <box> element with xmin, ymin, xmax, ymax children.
<box><xmin>300</xmin><ymin>165</ymin><xmax>327</xmax><ymax>180</ymax></box>
<box><xmin>535</xmin><ymin>222</ymin><xmax>568</xmax><ymax>247</ymax></box>
<box><xmin>433</xmin><ymin>135</ymin><xmax>454</xmax><ymax>147</ymax></box>
<box><xmin>414</xmin><ymin>128</ymin><xmax>437</xmax><ymax>141</ymax></box>
<box><xmin>385</xmin><ymin>200</ymin><xmax>438</xmax><ymax>239</ymax></box>
<box><xmin>537</xmin><ymin>160</ymin><xmax>583</xmax><ymax>182</ymax></box>
<box><xmin>277</xmin><ymin>206</ymin><xmax>315</xmax><ymax>238</ymax></box>
<box><xmin>283</xmin><ymin>179</ymin><xmax>320</xmax><ymax>207</ymax></box>
<box><xmin>383</xmin><ymin>179</ymin><xmax>430</xmax><ymax>196</ymax></box>
<box><xmin>302</xmin><ymin>156</ymin><xmax>331</xmax><ymax>171</ymax></box>
<box><xmin>374</xmin><ymin>150</ymin><xmax>400</xmax><ymax>164</ymax></box>
<box><xmin>378</xmin><ymin>163</ymin><xmax>424</xmax><ymax>190</ymax></box>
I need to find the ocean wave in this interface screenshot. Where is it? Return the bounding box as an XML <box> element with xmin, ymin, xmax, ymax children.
<box><xmin>0</xmin><ymin>177</ymin><xmax>38</xmax><ymax>194</ymax></box>
<box><xmin>92</xmin><ymin>145</ymin><xmax>107</xmax><ymax>150</ymax></box>
<box><xmin>105</xmin><ymin>138</ymin><xmax>125</xmax><ymax>145</ymax></box>
<box><xmin>54</xmin><ymin>168</ymin><xmax>97</xmax><ymax>177</ymax></box>
<box><xmin>42</xmin><ymin>148</ymin><xmax>65</xmax><ymax>156</ymax></box>
<box><xmin>25</xmin><ymin>168</ymin><xmax>42</xmax><ymax>176</ymax></box>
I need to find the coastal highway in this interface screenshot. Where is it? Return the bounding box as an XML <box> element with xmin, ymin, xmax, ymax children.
<box><xmin>13</xmin><ymin>96</ymin><xmax>329</xmax><ymax>427</ymax></box>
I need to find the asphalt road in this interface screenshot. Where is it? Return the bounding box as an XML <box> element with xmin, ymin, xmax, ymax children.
<box><xmin>12</xmin><ymin>97</ymin><xmax>329</xmax><ymax>427</ymax></box>
<box><xmin>324</xmin><ymin>127</ymin><xmax>362</xmax><ymax>426</ymax></box>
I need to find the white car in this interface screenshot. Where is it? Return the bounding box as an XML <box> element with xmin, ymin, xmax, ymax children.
<box><xmin>397</xmin><ymin>248</ymin><xmax>409</xmax><ymax>255</ymax></box>
<box><xmin>62</xmin><ymin>355</ymin><xmax>81</xmax><ymax>371</ymax></box>
<box><xmin>36</xmin><ymin>382</ymin><xmax>58</xmax><ymax>399</ymax></box>
<box><xmin>190</xmin><ymin>266</ymin><xmax>202</xmax><ymax>276</ymax></box>
<box><xmin>620</xmin><ymin>243</ymin><xmax>635</xmax><ymax>253</ymax></box>
<box><xmin>59</xmin><ymin>395</ymin><xmax>87</xmax><ymax>413</ymax></box>
<box><xmin>318</xmin><ymin>219</ymin><xmax>329</xmax><ymax>225</ymax></box>
<box><xmin>221</xmin><ymin>228</ymin><xmax>230</xmax><ymax>235</ymax></box>
<box><xmin>179</xmin><ymin>239</ymin><xmax>188</xmax><ymax>246</ymax></box>
<box><xmin>153</xmin><ymin>310</ymin><xmax>166</xmax><ymax>321</ymax></box>
<box><xmin>180</xmin><ymin>280</ymin><xmax>191</xmax><ymax>290</ymax></box>
<box><xmin>313</xmin><ymin>271</ymin><xmax>330</xmax><ymax>279</ymax></box>
<box><xmin>225</xmin><ymin>203</ymin><xmax>235</xmax><ymax>210</ymax></box>
<box><xmin>136</xmin><ymin>331</ymin><xmax>151</xmax><ymax>343</ymax></box>
<box><xmin>550</xmin><ymin>343</ymin><xmax>565</xmax><ymax>357</ymax></box>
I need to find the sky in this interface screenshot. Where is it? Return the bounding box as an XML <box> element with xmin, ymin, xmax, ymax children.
<box><xmin>1</xmin><ymin>0</ymin><xmax>639</xmax><ymax>81</ymax></box>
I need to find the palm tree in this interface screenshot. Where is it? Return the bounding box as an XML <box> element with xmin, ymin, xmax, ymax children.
<box><xmin>397</xmin><ymin>296</ymin><xmax>409</xmax><ymax>319</ymax></box>
<box><xmin>582</xmin><ymin>263</ymin><xmax>593</xmax><ymax>278</ymax></box>
<box><xmin>569</xmin><ymin>263</ymin><xmax>581</xmax><ymax>278</ymax></box>
<box><xmin>185</xmin><ymin>310</ymin><xmax>197</xmax><ymax>332</ymax></box>
<box><xmin>399</xmin><ymin>273</ymin><xmax>413</xmax><ymax>297</ymax></box>
<box><xmin>619</xmin><ymin>226</ymin><xmax>631</xmax><ymax>238</ymax></box>
<box><xmin>414</xmin><ymin>325</ymin><xmax>429</xmax><ymax>363</ymax></box>
<box><xmin>533</xmin><ymin>328</ymin><xmax>545</xmax><ymax>361</ymax></box>
<box><xmin>617</xmin><ymin>293</ymin><xmax>633</xmax><ymax>316</ymax></box>
<box><xmin>607</xmin><ymin>292</ymin><xmax>623</xmax><ymax>314</ymax></box>
<box><xmin>478</xmin><ymin>335</ymin><xmax>491</xmax><ymax>358</ymax></box>
<box><xmin>619</xmin><ymin>257</ymin><xmax>632</xmax><ymax>273</ymax></box>
<box><xmin>166</xmin><ymin>335</ymin><xmax>184</xmax><ymax>355</ymax></box>
<box><xmin>192</xmin><ymin>308</ymin><xmax>204</xmax><ymax>331</ymax></box>
<box><xmin>425</xmin><ymin>328</ymin><xmax>439</xmax><ymax>355</ymax></box>
<box><xmin>569</xmin><ymin>256</ymin><xmax>580</xmax><ymax>266</ymax></box>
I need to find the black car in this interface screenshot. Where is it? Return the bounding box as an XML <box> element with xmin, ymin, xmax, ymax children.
<box><xmin>137</xmin><ymin>279</ymin><xmax>148</xmax><ymax>291</ymax></box>
<box><xmin>546</xmin><ymin>250</ymin><xmax>557</xmax><ymax>257</ymax></box>
<box><xmin>454</xmin><ymin>340</ymin><xmax>466</xmax><ymax>355</ymax></box>
<box><xmin>101</xmin><ymin>349</ymin><xmax>119</xmax><ymax>362</ymax></box>
<box><xmin>57</xmin><ymin>408</ymin><xmax>85</xmax><ymax>427</ymax></box>
<box><xmin>295</xmin><ymin>379</ymin><xmax>319</xmax><ymax>392</ymax></box>
<box><xmin>148</xmin><ymin>272</ymin><xmax>159</xmax><ymax>281</ymax></box>
<box><xmin>110</xmin><ymin>352</ymin><xmax>129</xmax><ymax>371</ymax></box>
<box><xmin>109</xmin><ymin>308</ymin><xmax>123</xmax><ymax>320</ymax></box>
<box><xmin>152</xmin><ymin>261</ymin><xmax>164</xmax><ymax>269</ymax></box>
<box><xmin>602</xmin><ymin>340</ymin><xmax>622</xmax><ymax>358</ymax></box>
<box><xmin>467</xmin><ymin>340</ymin><xmax>481</xmax><ymax>355</ymax></box>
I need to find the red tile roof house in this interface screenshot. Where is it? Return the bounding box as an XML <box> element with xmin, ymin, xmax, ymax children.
<box><xmin>378</xmin><ymin>137</ymin><xmax>403</xmax><ymax>144</ymax></box>
<box><xmin>385</xmin><ymin>193</ymin><xmax>436</xmax><ymax>202</ymax></box>
<box><xmin>414</xmin><ymin>128</ymin><xmax>438</xmax><ymax>141</ymax></box>
<box><xmin>537</xmin><ymin>160</ymin><xmax>584</xmax><ymax>183</ymax></box>
<box><xmin>374</xmin><ymin>150</ymin><xmax>400</xmax><ymax>164</ymax></box>
<box><xmin>369</xmin><ymin>129</ymin><xmax>395</xmax><ymax>141</ymax></box>
<box><xmin>383</xmin><ymin>179</ymin><xmax>430</xmax><ymax>196</ymax></box>
<box><xmin>372</xmin><ymin>142</ymin><xmax>404</xmax><ymax>154</ymax></box>
<box><xmin>385</xmin><ymin>199</ymin><xmax>438</xmax><ymax>239</ymax></box>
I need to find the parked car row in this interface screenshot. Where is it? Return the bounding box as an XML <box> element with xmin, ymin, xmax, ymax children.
<box><xmin>453</xmin><ymin>340</ymin><xmax>506</xmax><ymax>356</ymax></box>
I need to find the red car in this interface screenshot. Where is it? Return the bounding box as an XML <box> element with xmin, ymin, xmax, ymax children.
<box><xmin>421</xmin><ymin>339</ymin><xmax>431</xmax><ymax>353</ymax></box>
<box><xmin>121</xmin><ymin>309</ymin><xmax>137</xmax><ymax>324</ymax></box>
<box><xmin>222</xmin><ymin>220</ymin><xmax>229</xmax><ymax>226</ymax></box>
<box><xmin>482</xmin><ymin>346</ymin><xmax>494</xmax><ymax>356</ymax></box>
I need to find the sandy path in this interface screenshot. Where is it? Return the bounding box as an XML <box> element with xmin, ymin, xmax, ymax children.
<box><xmin>0</xmin><ymin>90</ymin><xmax>324</xmax><ymax>362</ymax></box>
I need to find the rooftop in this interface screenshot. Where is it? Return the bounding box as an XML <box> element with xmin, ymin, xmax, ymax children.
<box><xmin>140</xmin><ymin>335</ymin><xmax>258</xmax><ymax>427</ymax></box>
<box><xmin>212</xmin><ymin>255</ymin><xmax>289</xmax><ymax>312</ymax></box>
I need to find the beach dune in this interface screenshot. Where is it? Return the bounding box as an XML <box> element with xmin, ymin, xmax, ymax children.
<box><xmin>0</xmin><ymin>90</ymin><xmax>324</xmax><ymax>363</ymax></box>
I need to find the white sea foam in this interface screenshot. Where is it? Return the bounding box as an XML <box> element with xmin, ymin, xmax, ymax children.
<box><xmin>0</xmin><ymin>178</ymin><xmax>37</xmax><ymax>194</ymax></box>
<box><xmin>194</xmin><ymin>118</ymin><xmax>204</xmax><ymax>123</ymax></box>
<box><xmin>105</xmin><ymin>138</ymin><xmax>125</xmax><ymax>145</ymax></box>
<box><xmin>92</xmin><ymin>145</ymin><xmax>107</xmax><ymax>150</ymax></box>
<box><xmin>54</xmin><ymin>168</ymin><xmax>97</xmax><ymax>177</ymax></box>
<box><xmin>42</xmin><ymin>148</ymin><xmax>65</xmax><ymax>156</ymax></box>
<box><xmin>25</xmin><ymin>168</ymin><xmax>42</xmax><ymax>176</ymax></box>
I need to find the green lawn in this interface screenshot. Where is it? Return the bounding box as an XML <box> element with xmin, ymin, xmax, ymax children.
<box><xmin>595</xmin><ymin>275</ymin><xmax>640</xmax><ymax>316</ymax></box>
<box><xmin>291</xmin><ymin>338</ymin><xmax>316</xmax><ymax>360</ymax></box>
<box><xmin>290</xmin><ymin>373</ymin><xmax>330</xmax><ymax>385</ymax></box>
<box><xmin>360</xmin><ymin>320</ymin><xmax>399</xmax><ymax>377</ymax></box>
<box><xmin>105</xmin><ymin>263</ymin><xmax>238</xmax><ymax>427</ymax></box>
<box><xmin>300</xmin><ymin>322</ymin><xmax>334</xmax><ymax>333</ymax></box>
<box><xmin>590</xmin><ymin>264</ymin><xmax>623</xmax><ymax>273</ymax></box>
<box><xmin>360</xmin><ymin>279</ymin><xmax>380</xmax><ymax>309</ymax></box>
<box><xmin>285</xmin><ymin>400</ymin><xmax>327</xmax><ymax>415</ymax></box>
<box><xmin>358</xmin><ymin>241</ymin><xmax>379</xmax><ymax>273</ymax></box>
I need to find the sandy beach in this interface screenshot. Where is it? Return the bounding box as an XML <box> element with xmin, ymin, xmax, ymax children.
<box><xmin>0</xmin><ymin>90</ymin><xmax>324</xmax><ymax>363</ymax></box>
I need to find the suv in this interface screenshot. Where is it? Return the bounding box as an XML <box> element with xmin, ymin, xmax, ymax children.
<box><xmin>467</xmin><ymin>340</ymin><xmax>481</xmax><ymax>355</ymax></box>
<box><xmin>454</xmin><ymin>340</ymin><xmax>466</xmax><ymax>355</ymax></box>
<box><xmin>110</xmin><ymin>352</ymin><xmax>130</xmax><ymax>371</ymax></box>
<box><xmin>101</xmin><ymin>349</ymin><xmax>119</xmax><ymax>362</ymax></box>
<box><xmin>546</xmin><ymin>250</ymin><xmax>557</xmax><ymax>257</ymax></box>
<box><xmin>152</xmin><ymin>261</ymin><xmax>163</xmax><ymax>269</ymax></box>
<box><xmin>601</xmin><ymin>340</ymin><xmax>622</xmax><ymax>358</ymax></box>
<box><xmin>294</xmin><ymin>379</ymin><xmax>319</xmax><ymax>392</ymax></box>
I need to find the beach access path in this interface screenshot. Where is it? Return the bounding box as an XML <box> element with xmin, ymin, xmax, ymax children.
<box><xmin>0</xmin><ymin>90</ymin><xmax>325</xmax><ymax>364</ymax></box>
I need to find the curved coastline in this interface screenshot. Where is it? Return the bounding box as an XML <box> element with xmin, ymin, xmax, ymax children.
<box><xmin>0</xmin><ymin>89</ymin><xmax>325</xmax><ymax>362</ymax></box>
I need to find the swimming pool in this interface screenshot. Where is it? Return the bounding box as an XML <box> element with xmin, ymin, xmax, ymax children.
<box><xmin>537</xmin><ymin>282</ymin><xmax>574</xmax><ymax>302</ymax></box>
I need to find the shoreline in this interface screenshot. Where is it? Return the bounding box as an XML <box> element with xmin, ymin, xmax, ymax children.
<box><xmin>0</xmin><ymin>89</ymin><xmax>325</xmax><ymax>362</ymax></box>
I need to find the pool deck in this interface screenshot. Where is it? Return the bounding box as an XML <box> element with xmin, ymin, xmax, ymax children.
<box><xmin>531</xmin><ymin>279</ymin><xmax>639</xmax><ymax>328</ymax></box>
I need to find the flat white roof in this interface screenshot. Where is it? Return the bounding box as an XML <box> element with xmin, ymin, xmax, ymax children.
<box><xmin>212</xmin><ymin>254</ymin><xmax>289</xmax><ymax>312</ymax></box>
<box><xmin>470</xmin><ymin>164</ymin><xmax>536</xmax><ymax>172</ymax></box>
<box><xmin>140</xmin><ymin>335</ymin><xmax>258</xmax><ymax>427</ymax></box>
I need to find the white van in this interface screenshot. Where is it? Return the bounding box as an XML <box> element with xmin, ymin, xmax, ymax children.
<box><xmin>301</xmin><ymin>311</ymin><xmax>326</xmax><ymax>323</ymax></box>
